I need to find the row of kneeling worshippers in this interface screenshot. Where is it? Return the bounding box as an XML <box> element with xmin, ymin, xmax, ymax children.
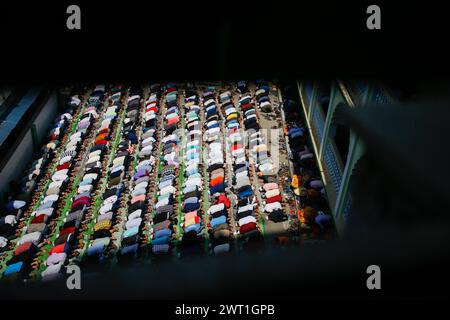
<box><xmin>202</xmin><ymin>89</ymin><xmax>232</xmax><ymax>255</ymax></box>
<box><xmin>219</xmin><ymin>90</ymin><xmax>240</xmax><ymax>131</ymax></box>
<box><xmin>150</xmin><ymin>83</ymin><xmax>180</xmax><ymax>255</ymax></box>
<box><xmin>38</xmin><ymin>86</ymin><xmax>119</xmax><ymax>280</ymax></box>
<box><xmin>118</xmin><ymin>84</ymin><xmax>161</xmax><ymax>259</ymax></box>
<box><xmin>237</xmin><ymin>89</ymin><xmax>260</xmax><ymax>132</ymax></box>
<box><xmin>254</xmin><ymin>80</ymin><xmax>273</xmax><ymax>113</ymax></box>
<box><xmin>0</xmin><ymin>95</ymin><xmax>82</xmax><ymax>258</ymax></box>
<box><xmin>179</xmin><ymin>88</ymin><xmax>204</xmax><ymax>257</ymax></box>
<box><xmin>281</xmin><ymin>86</ymin><xmax>333</xmax><ymax>235</ymax></box>
<box><xmin>248</xmin><ymin>87</ymin><xmax>288</xmax><ymax>223</ymax></box>
<box><xmin>4</xmin><ymin>86</ymin><xmax>106</xmax><ymax>279</ymax></box>
<box><xmin>219</xmin><ymin>90</ymin><xmax>261</xmax><ymax>243</ymax></box>
<box><xmin>81</xmin><ymin>87</ymin><xmax>145</xmax><ymax>266</ymax></box>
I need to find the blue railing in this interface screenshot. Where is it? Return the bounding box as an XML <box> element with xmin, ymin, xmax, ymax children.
<box><xmin>323</xmin><ymin>142</ymin><xmax>342</xmax><ymax>196</ymax></box>
<box><xmin>342</xmin><ymin>195</ymin><xmax>352</xmax><ymax>222</ymax></box>
<box><xmin>311</xmin><ymin>104</ymin><xmax>325</xmax><ymax>143</ymax></box>
<box><xmin>372</xmin><ymin>85</ymin><xmax>394</xmax><ymax>105</ymax></box>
